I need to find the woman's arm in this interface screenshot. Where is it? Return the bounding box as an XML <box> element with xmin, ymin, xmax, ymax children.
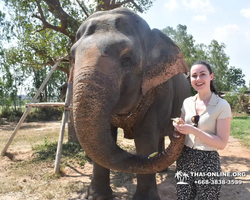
<box><xmin>174</xmin><ymin>117</ymin><xmax>231</xmax><ymax>150</ymax></box>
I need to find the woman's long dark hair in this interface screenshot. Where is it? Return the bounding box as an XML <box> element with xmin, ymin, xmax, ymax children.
<box><xmin>192</xmin><ymin>60</ymin><xmax>219</xmax><ymax>95</ymax></box>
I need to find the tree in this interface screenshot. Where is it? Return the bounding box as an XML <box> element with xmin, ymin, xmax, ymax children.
<box><xmin>0</xmin><ymin>47</ymin><xmax>27</xmax><ymax>113</ymax></box>
<box><xmin>193</xmin><ymin>43</ymin><xmax>209</xmax><ymax>62</ymax></box>
<box><xmin>162</xmin><ymin>25</ymin><xmax>197</xmax><ymax>67</ymax></box>
<box><xmin>225</xmin><ymin>66</ymin><xmax>245</xmax><ymax>91</ymax></box>
<box><xmin>207</xmin><ymin>40</ymin><xmax>230</xmax><ymax>92</ymax></box>
<box><xmin>0</xmin><ymin>0</ymin><xmax>155</xmax><ymax>142</ymax></box>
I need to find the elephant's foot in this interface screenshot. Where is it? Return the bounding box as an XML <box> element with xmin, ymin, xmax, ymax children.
<box><xmin>84</xmin><ymin>184</ymin><xmax>113</xmax><ymax>200</ymax></box>
<box><xmin>132</xmin><ymin>191</ymin><xmax>161</xmax><ymax>200</ymax></box>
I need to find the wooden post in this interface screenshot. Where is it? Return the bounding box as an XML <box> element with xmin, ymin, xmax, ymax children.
<box><xmin>54</xmin><ymin>63</ymin><xmax>74</xmax><ymax>174</ymax></box>
<box><xmin>1</xmin><ymin>58</ymin><xmax>65</xmax><ymax>156</ymax></box>
<box><xmin>26</xmin><ymin>102</ymin><xmax>65</xmax><ymax>108</ymax></box>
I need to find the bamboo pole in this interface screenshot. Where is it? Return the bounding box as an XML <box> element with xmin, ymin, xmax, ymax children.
<box><xmin>54</xmin><ymin>63</ymin><xmax>73</xmax><ymax>174</ymax></box>
<box><xmin>1</xmin><ymin>57</ymin><xmax>66</xmax><ymax>156</ymax></box>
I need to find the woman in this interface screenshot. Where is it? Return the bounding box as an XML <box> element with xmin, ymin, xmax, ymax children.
<box><xmin>173</xmin><ymin>60</ymin><xmax>231</xmax><ymax>200</ymax></box>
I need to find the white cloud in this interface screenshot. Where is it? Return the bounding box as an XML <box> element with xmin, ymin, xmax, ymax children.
<box><xmin>240</xmin><ymin>8</ymin><xmax>250</xmax><ymax>18</ymax></box>
<box><xmin>164</xmin><ymin>0</ymin><xmax>178</xmax><ymax>11</ymax></box>
<box><xmin>182</xmin><ymin>0</ymin><xmax>214</xmax><ymax>12</ymax></box>
<box><xmin>213</xmin><ymin>24</ymin><xmax>240</xmax><ymax>41</ymax></box>
<box><xmin>193</xmin><ymin>15</ymin><xmax>207</xmax><ymax>22</ymax></box>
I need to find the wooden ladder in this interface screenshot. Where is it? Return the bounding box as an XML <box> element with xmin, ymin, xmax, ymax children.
<box><xmin>1</xmin><ymin>55</ymin><xmax>73</xmax><ymax>174</ymax></box>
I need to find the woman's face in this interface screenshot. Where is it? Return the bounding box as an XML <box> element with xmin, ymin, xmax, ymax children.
<box><xmin>190</xmin><ymin>64</ymin><xmax>214</xmax><ymax>92</ymax></box>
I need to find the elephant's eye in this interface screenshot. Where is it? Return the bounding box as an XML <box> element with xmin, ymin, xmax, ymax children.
<box><xmin>85</xmin><ymin>24</ymin><xmax>96</xmax><ymax>36</ymax></box>
<box><xmin>121</xmin><ymin>56</ymin><xmax>133</xmax><ymax>67</ymax></box>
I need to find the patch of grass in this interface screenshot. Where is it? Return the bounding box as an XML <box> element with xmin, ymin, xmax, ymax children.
<box><xmin>43</xmin><ymin>192</ymin><xmax>55</xmax><ymax>200</ymax></box>
<box><xmin>231</xmin><ymin>116</ymin><xmax>250</xmax><ymax>147</ymax></box>
<box><xmin>0</xmin><ymin>177</ymin><xmax>23</xmax><ymax>194</ymax></box>
<box><xmin>32</xmin><ymin>138</ymin><xmax>91</xmax><ymax>166</ymax></box>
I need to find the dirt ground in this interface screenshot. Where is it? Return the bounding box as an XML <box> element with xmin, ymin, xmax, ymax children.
<box><xmin>0</xmin><ymin>121</ymin><xmax>249</xmax><ymax>200</ymax></box>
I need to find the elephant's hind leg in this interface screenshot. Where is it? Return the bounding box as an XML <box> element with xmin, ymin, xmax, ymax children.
<box><xmin>133</xmin><ymin>174</ymin><xmax>161</xmax><ymax>200</ymax></box>
<box><xmin>133</xmin><ymin>131</ymin><xmax>161</xmax><ymax>200</ymax></box>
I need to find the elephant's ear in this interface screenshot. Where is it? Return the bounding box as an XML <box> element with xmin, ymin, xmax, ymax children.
<box><xmin>142</xmin><ymin>29</ymin><xmax>189</xmax><ymax>95</ymax></box>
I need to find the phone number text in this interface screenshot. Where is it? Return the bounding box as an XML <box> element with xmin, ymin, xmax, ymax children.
<box><xmin>194</xmin><ymin>179</ymin><xmax>243</xmax><ymax>185</ymax></box>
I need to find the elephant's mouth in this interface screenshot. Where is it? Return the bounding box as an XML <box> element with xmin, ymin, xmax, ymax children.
<box><xmin>111</xmin><ymin>89</ymin><xmax>155</xmax><ymax>139</ymax></box>
<box><xmin>112</xmin><ymin>98</ymin><xmax>142</xmax><ymax>116</ymax></box>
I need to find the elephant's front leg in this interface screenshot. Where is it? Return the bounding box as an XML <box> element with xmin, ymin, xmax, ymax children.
<box><xmin>133</xmin><ymin>130</ymin><xmax>161</xmax><ymax>200</ymax></box>
<box><xmin>85</xmin><ymin>163</ymin><xmax>112</xmax><ymax>200</ymax></box>
<box><xmin>85</xmin><ymin>126</ymin><xmax>118</xmax><ymax>200</ymax></box>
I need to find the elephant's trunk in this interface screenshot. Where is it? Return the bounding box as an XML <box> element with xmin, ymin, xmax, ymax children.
<box><xmin>73</xmin><ymin>47</ymin><xmax>185</xmax><ymax>174</ymax></box>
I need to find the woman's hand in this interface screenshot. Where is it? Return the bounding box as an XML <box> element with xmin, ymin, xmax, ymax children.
<box><xmin>171</xmin><ymin>117</ymin><xmax>184</xmax><ymax>126</ymax></box>
<box><xmin>174</xmin><ymin>123</ymin><xmax>196</xmax><ymax>135</ymax></box>
<box><xmin>172</xmin><ymin>117</ymin><xmax>195</xmax><ymax>135</ymax></box>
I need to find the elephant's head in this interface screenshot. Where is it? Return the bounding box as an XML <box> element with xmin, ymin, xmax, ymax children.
<box><xmin>71</xmin><ymin>8</ymin><xmax>189</xmax><ymax>174</ymax></box>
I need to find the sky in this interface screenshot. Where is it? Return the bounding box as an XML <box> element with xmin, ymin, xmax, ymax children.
<box><xmin>139</xmin><ymin>0</ymin><xmax>250</xmax><ymax>87</ymax></box>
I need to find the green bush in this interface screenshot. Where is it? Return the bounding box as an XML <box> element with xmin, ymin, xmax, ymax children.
<box><xmin>26</xmin><ymin>107</ymin><xmax>63</xmax><ymax>122</ymax></box>
<box><xmin>224</xmin><ymin>92</ymin><xmax>238</xmax><ymax>109</ymax></box>
<box><xmin>224</xmin><ymin>88</ymin><xmax>249</xmax><ymax>114</ymax></box>
<box><xmin>0</xmin><ymin>109</ymin><xmax>23</xmax><ymax>122</ymax></box>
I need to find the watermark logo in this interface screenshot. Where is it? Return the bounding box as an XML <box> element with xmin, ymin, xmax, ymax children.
<box><xmin>175</xmin><ymin>170</ymin><xmax>189</xmax><ymax>184</ymax></box>
<box><xmin>175</xmin><ymin>171</ymin><xmax>246</xmax><ymax>185</ymax></box>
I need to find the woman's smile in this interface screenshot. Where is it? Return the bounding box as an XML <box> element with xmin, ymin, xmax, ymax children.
<box><xmin>195</xmin><ymin>82</ymin><xmax>204</xmax><ymax>86</ymax></box>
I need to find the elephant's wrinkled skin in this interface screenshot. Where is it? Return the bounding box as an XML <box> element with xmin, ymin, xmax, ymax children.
<box><xmin>71</xmin><ymin>8</ymin><xmax>190</xmax><ymax>200</ymax></box>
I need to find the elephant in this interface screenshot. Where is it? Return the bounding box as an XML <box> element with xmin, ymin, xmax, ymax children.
<box><xmin>71</xmin><ymin>7</ymin><xmax>190</xmax><ymax>200</ymax></box>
